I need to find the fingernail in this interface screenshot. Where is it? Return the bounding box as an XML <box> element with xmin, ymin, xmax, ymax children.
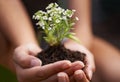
<box><xmin>75</xmin><ymin>70</ymin><xmax>83</xmax><ymax>80</ymax></box>
<box><xmin>31</xmin><ymin>59</ymin><xmax>40</xmax><ymax>67</ymax></box>
<box><xmin>57</xmin><ymin>72</ymin><xmax>65</xmax><ymax>77</ymax></box>
<box><xmin>57</xmin><ymin>72</ymin><xmax>66</xmax><ymax>82</ymax></box>
<box><xmin>73</xmin><ymin>63</ymin><xmax>85</xmax><ymax>71</ymax></box>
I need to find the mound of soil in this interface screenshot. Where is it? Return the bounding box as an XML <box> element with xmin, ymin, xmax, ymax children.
<box><xmin>37</xmin><ymin>44</ymin><xmax>86</xmax><ymax>65</ymax></box>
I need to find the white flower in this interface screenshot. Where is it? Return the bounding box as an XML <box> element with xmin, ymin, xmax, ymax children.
<box><xmin>48</xmin><ymin>17</ymin><xmax>52</xmax><ymax>21</ymax></box>
<box><xmin>61</xmin><ymin>9</ymin><xmax>65</xmax><ymax>13</ymax></box>
<box><xmin>40</xmin><ymin>21</ymin><xmax>45</xmax><ymax>26</ymax></box>
<box><xmin>72</xmin><ymin>9</ymin><xmax>76</xmax><ymax>12</ymax></box>
<box><xmin>75</xmin><ymin>17</ymin><xmax>79</xmax><ymax>21</ymax></box>
<box><xmin>48</xmin><ymin>27</ymin><xmax>52</xmax><ymax>30</ymax></box>
<box><xmin>33</xmin><ymin>3</ymin><xmax>79</xmax><ymax>45</ymax></box>
<box><xmin>71</xmin><ymin>23</ymin><xmax>75</xmax><ymax>26</ymax></box>
<box><xmin>41</xmin><ymin>26</ymin><xmax>45</xmax><ymax>29</ymax></box>
<box><xmin>35</xmin><ymin>15</ymin><xmax>40</xmax><ymax>20</ymax></box>
<box><xmin>32</xmin><ymin>15</ymin><xmax>35</xmax><ymax>19</ymax></box>
<box><xmin>37</xmin><ymin>10</ymin><xmax>46</xmax><ymax>15</ymax></box>
<box><xmin>50</xmin><ymin>24</ymin><xmax>54</xmax><ymax>27</ymax></box>
<box><xmin>43</xmin><ymin>16</ymin><xmax>48</xmax><ymax>20</ymax></box>
<box><xmin>46</xmin><ymin>3</ymin><xmax>54</xmax><ymax>9</ymax></box>
<box><xmin>54</xmin><ymin>3</ymin><xmax>58</xmax><ymax>7</ymax></box>
<box><xmin>64</xmin><ymin>9</ymin><xmax>74</xmax><ymax>18</ymax></box>
<box><xmin>62</xmin><ymin>16</ymin><xmax>67</xmax><ymax>20</ymax></box>
<box><xmin>47</xmin><ymin>10</ymin><xmax>51</xmax><ymax>14</ymax></box>
<box><xmin>36</xmin><ymin>21</ymin><xmax>45</xmax><ymax>27</ymax></box>
<box><xmin>50</xmin><ymin>13</ymin><xmax>54</xmax><ymax>16</ymax></box>
<box><xmin>55</xmin><ymin>19</ymin><xmax>60</xmax><ymax>23</ymax></box>
<box><xmin>36</xmin><ymin>23</ymin><xmax>39</xmax><ymax>25</ymax></box>
<box><xmin>57</xmin><ymin>7</ymin><xmax>63</xmax><ymax>13</ymax></box>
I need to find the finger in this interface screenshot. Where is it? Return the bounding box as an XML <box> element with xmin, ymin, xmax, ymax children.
<box><xmin>15</xmin><ymin>64</ymin><xmax>42</xmax><ymax>82</ymax></box>
<box><xmin>40</xmin><ymin>74</ymin><xmax>58</xmax><ymax>82</ymax></box>
<box><xmin>74</xmin><ymin>70</ymin><xmax>89</xmax><ymax>82</ymax></box>
<box><xmin>40</xmin><ymin>61</ymin><xmax>84</xmax><ymax>82</ymax></box>
<box><xmin>64</xmin><ymin>42</ymin><xmax>95</xmax><ymax>80</ymax></box>
<box><xmin>69</xmin><ymin>75</ymin><xmax>76</xmax><ymax>82</ymax></box>
<box><xmin>84</xmin><ymin>53</ymin><xmax>95</xmax><ymax>80</ymax></box>
<box><xmin>36</xmin><ymin>60</ymin><xmax>72</xmax><ymax>80</ymax></box>
<box><xmin>13</xmin><ymin>48</ymin><xmax>41</xmax><ymax>68</ymax></box>
<box><xmin>58</xmin><ymin>72</ymin><xmax>70</xmax><ymax>82</ymax></box>
<box><xmin>41</xmin><ymin>72</ymin><xmax>70</xmax><ymax>82</ymax></box>
<box><xmin>64</xmin><ymin>61</ymin><xmax>85</xmax><ymax>76</ymax></box>
<box><xmin>15</xmin><ymin>60</ymin><xmax>71</xmax><ymax>81</ymax></box>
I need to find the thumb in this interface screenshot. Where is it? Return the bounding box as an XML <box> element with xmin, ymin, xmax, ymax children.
<box><xmin>25</xmin><ymin>43</ymin><xmax>42</xmax><ymax>56</ymax></box>
<box><xmin>13</xmin><ymin>47</ymin><xmax>42</xmax><ymax>68</ymax></box>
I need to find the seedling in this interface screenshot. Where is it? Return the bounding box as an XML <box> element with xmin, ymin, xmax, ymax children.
<box><xmin>33</xmin><ymin>3</ymin><xmax>85</xmax><ymax>65</ymax></box>
<box><xmin>33</xmin><ymin>3</ymin><xmax>80</xmax><ymax>46</ymax></box>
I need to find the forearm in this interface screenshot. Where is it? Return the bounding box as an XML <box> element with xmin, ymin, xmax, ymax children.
<box><xmin>68</xmin><ymin>0</ymin><xmax>93</xmax><ymax>49</ymax></box>
<box><xmin>0</xmin><ymin>0</ymin><xmax>38</xmax><ymax>47</ymax></box>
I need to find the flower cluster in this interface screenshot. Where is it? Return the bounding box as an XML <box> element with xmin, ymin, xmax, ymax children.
<box><xmin>33</xmin><ymin>3</ymin><xmax>79</xmax><ymax>46</ymax></box>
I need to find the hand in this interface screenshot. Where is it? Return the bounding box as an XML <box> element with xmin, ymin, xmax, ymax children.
<box><xmin>60</xmin><ymin>61</ymin><xmax>89</xmax><ymax>82</ymax></box>
<box><xmin>64</xmin><ymin>41</ymin><xmax>95</xmax><ymax>81</ymax></box>
<box><xmin>57</xmin><ymin>70</ymin><xmax>89</xmax><ymax>82</ymax></box>
<box><xmin>13</xmin><ymin>43</ymin><xmax>72</xmax><ymax>82</ymax></box>
<box><xmin>56</xmin><ymin>60</ymin><xmax>90</xmax><ymax>82</ymax></box>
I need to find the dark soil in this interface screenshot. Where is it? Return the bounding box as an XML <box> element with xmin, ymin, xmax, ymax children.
<box><xmin>37</xmin><ymin>44</ymin><xmax>86</xmax><ymax>65</ymax></box>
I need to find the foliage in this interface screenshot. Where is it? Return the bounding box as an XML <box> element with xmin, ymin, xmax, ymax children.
<box><xmin>33</xmin><ymin>3</ymin><xmax>79</xmax><ymax>46</ymax></box>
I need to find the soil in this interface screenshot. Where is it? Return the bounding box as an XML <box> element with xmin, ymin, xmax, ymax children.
<box><xmin>37</xmin><ymin>44</ymin><xmax>86</xmax><ymax>65</ymax></box>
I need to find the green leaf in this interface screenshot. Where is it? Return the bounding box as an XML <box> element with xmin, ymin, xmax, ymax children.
<box><xmin>67</xmin><ymin>34</ymin><xmax>81</xmax><ymax>44</ymax></box>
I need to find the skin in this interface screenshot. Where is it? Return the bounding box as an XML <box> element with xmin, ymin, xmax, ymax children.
<box><xmin>4</xmin><ymin>0</ymin><xmax>120</xmax><ymax>82</ymax></box>
<box><xmin>0</xmin><ymin>0</ymin><xmax>39</xmax><ymax>72</ymax></box>
<box><xmin>69</xmin><ymin>0</ymin><xmax>93</xmax><ymax>49</ymax></box>
<box><xmin>68</xmin><ymin>0</ymin><xmax>95</xmax><ymax>80</ymax></box>
<box><xmin>0</xmin><ymin>1</ymin><xmax>72</xmax><ymax>82</ymax></box>
<box><xmin>69</xmin><ymin>0</ymin><xmax>120</xmax><ymax>82</ymax></box>
<box><xmin>91</xmin><ymin>37</ymin><xmax>120</xmax><ymax>82</ymax></box>
<box><xmin>0</xmin><ymin>0</ymin><xmax>120</xmax><ymax>82</ymax></box>
<box><xmin>13</xmin><ymin>43</ymin><xmax>86</xmax><ymax>82</ymax></box>
<box><xmin>0</xmin><ymin>0</ymin><xmax>95</xmax><ymax>82</ymax></box>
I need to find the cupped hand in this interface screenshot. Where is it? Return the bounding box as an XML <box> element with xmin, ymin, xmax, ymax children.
<box><xmin>13</xmin><ymin>43</ymin><xmax>95</xmax><ymax>82</ymax></box>
<box><xmin>13</xmin><ymin>43</ymin><xmax>72</xmax><ymax>82</ymax></box>
<box><xmin>64</xmin><ymin>40</ymin><xmax>95</xmax><ymax>81</ymax></box>
<box><xmin>57</xmin><ymin>69</ymin><xmax>89</xmax><ymax>82</ymax></box>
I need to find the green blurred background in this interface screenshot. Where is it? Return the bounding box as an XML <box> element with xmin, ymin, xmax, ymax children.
<box><xmin>0</xmin><ymin>65</ymin><xmax>18</xmax><ymax>82</ymax></box>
